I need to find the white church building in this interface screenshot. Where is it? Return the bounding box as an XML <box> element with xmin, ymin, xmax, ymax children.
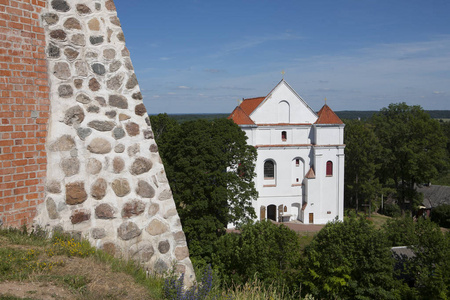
<box><xmin>229</xmin><ymin>79</ymin><xmax>345</xmax><ymax>224</ymax></box>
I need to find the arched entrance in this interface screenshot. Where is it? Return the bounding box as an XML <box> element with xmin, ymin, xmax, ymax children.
<box><xmin>267</xmin><ymin>204</ymin><xmax>277</xmax><ymax>221</ymax></box>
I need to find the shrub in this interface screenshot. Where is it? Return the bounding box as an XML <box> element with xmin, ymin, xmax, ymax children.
<box><xmin>212</xmin><ymin>220</ymin><xmax>301</xmax><ymax>292</ymax></box>
<box><xmin>383</xmin><ymin>203</ymin><xmax>402</xmax><ymax>217</ymax></box>
<box><xmin>301</xmin><ymin>217</ymin><xmax>397</xmax><ymax>299</ymax></box>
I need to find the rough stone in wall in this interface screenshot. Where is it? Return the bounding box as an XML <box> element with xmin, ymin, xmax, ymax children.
<box><xmin>33</xmin><ymin>0</ymin><xmax>195</xmax><ymax>285</ymax></box>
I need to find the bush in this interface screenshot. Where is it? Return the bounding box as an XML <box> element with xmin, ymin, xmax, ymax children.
<box><xmin>382</xmin><ymin>203</ymin><xmax>402</xmax><ymax>217</ymax></box>
<box><xmin>431</xmin><ymin>204</ymin><xmax>450</xmax><ymax>228</ymax></box>
<box><xmin>212</xmin><ymin>220</ymin><xmax>301</xmax><ymax>292</ymax></box>
<box><xmin>301</xmin><ymin>217</ymin><xmax>397</xmax><ymax>299</ymax></box>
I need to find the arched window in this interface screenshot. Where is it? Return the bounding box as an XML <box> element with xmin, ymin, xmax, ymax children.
<box><xmin>278</xmin><ymin>101</ymin><xmax>290</xmax><ymax>123</ymax></box>
<box><xmin>326</xmin><ymin>161</ymin><xmax>333</xmax><ymax>176</ymax></box>
<box><xmin>264</xmin><ymin>160</ymin><xmax>275</xmax><ymax>179</ymax></box>
<box><xmin>281</xmin><ymin>131</ymin><xmax>287</xmax><ymax>141</ymax></box>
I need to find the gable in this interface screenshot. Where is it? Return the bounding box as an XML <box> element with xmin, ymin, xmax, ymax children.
<box><xmin>250</xmin><ymin>80</ymin><xmax>318</xmax><ymax>125</ymax></box>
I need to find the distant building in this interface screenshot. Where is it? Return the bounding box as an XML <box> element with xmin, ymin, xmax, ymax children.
<box><xmin>228</xmin><ymin>79</ymin><xmax>345</xmax><ymax>224</ymax></box>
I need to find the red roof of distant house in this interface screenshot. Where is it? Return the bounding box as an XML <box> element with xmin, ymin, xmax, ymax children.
<box><xmin>228</xmin><ymin>97</ymin><xmax>265</xmax><ymax>125</ymax></box>
<box><xmin>228</xmin><ymin>106</ymin><xmax>255</xmax><ymax>125</ymax></box>
<box><xmin>315</xmin><ymin>104</ymin><xmax>343</xmax><ymax>124</ymax></box>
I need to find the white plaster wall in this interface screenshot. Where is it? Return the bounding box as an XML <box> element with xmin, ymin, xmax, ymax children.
<box><xmin>250</xmin><ymin>81</ymin><xmax>318</xmax><ymax>125</ymax></box>
<box><xmin>253</xmin><ymin>147</ymin><xmax>312</xmax><ymax>220</ymax></box>
<box><xmin>315</xmin><ymin>125</ymin><xmax>344</xmax><ymax>145</ymax></box>
<box><xmin>254</xmin><ymin>125</ymin><xmax>314</xmax><ymax>146</ymax></box>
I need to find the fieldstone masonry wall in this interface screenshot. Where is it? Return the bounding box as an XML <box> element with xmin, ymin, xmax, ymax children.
<box><xmin>1</xmin><ymin>0</ymin><xmax>195</xmax><ymax>284</ymax></box>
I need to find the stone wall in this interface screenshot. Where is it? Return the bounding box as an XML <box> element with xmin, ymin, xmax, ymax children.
<box><xmin>1</xmin><ymin>0</ymin><xmax>195</xmax><ymax>284</ymax></box>
<box><xmin>0</xmin><ymin>0</ymin><xmax>49</xmax><ymax>227</ymax></box>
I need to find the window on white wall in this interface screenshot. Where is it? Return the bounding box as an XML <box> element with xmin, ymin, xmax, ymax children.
<box><xmin>278</xmin><ymin>101</ymin><xmax>290</xmax><ymax>123</ymax></box>
<box><xmin>326</xmin><ymin>161</ymin><xmax>333</xmax><ymax>176</ymax></box>
<box><xmin>292</xmin><ymin>157</ymin><xmax>304</xmax><ymax>184</ymax></box>
<box><xmin>264</xmin><ymin>160</ymin><xmax>275</xmax><ymax>179</ymax></box>
<box><xmin>282</xmin><ymin>131</ymin><xmax>287</xmax><ymax>141</ymax></box>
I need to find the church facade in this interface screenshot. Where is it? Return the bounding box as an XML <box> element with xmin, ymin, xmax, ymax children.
<box><xmin>228</xmin><ymin>80</ymin><xmax>345</xmax><ymax>224</ymax></box>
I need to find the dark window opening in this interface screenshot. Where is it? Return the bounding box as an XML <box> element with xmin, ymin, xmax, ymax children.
<box><xmin>282</xmin><ymin>131</ymin><xmax>287</xmax><ymax>141</ymax></box>
<box><xmin>326</xmin><ymin>161</ymin><xmax>333</xmax><ymax>176</ymax></box>
<box><xmin>264</xmin><ymin>160</ymin><xmax>275</xmax><ymax>179</ymax></box>
<box><xmin>296</xmin><ymin>158</ymin><xmax>300</xmax><ymax>166</ymax></box>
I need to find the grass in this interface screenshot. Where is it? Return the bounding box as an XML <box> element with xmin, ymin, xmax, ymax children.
<box><xmin>0</xmin><ymin>226</ymin><xmax>319</xmax><ymax>300</ymax></box>
<box><xmin>366</xmin><ymin>213</ymin><xmax>392</xmax><ymax>229</ymax></box>
<box><xmin>0</xmin><ymin>227</ymin><xmax>164</xmax><ymax>299</ymax></box>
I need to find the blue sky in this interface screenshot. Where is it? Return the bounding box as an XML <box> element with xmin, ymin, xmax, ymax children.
<box><xmin>114</xmin><ymin>0</ymin><xmax>450</xmax><ymax>114</ymax></box>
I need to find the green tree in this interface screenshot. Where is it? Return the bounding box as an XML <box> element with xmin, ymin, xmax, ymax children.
<box><xmin>212</xmin><ymin>220</ymin><xmax>301</xmax><ymax>290</ymax></box>
<box><xmin>301</xmin><ymin>217</ymin><xmax>397</xmax><ymax>300</ymax></box>
<box><xmin>344</xmin><ymin>119</ymin><xmax>382</xmax><ymax>214</ymax></box>
<box><xmin>149</xmin><ymin>113</ymin><xmax>179</xmax><ymax>141</ymax></box>
<box><xmin>155</xmin><ymin>117</ymin><xmax>257</xmax><ymax>262</ymax></box>
<box><xmin>431</xmin><ymin>204</ymin><xmax>450</xmax><ymax>228</ymax></box>
<box><xmin>411</xmin><ymin>219</ymin><xmax>449</xmax><ymax>299</ymax></box>
<box><xmin>382</xmin><ymin>216</ymin><xmax>417</xmax><ymax>247</ymax></box>
<box><xmin>382</xmin><ymin>217</ymin><xmax>450</xmax><ymax>299</ymax></box>
<box><xmin>371</xmin><ymin>103</ymin><xmax>448</xmax><ymax>212</ymax></box>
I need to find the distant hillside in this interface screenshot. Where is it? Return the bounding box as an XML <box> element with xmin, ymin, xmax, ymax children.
<box><xmin>169</xmin><ymin>113</ymin><xmax>229</xmax><ymax>123</ymax></box>
<box><xmin>161</xmin><ymin>110</ymin><xmax>450</xmax><ymax>123</ymax></box>
<box><xmin>336</xmin><ymin>110</ymin><xmax>450</xmax><ymax>120</ymax></box>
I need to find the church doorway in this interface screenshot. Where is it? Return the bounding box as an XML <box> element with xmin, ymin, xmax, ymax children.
<box><xmin>309</xmin><ymin>213</ymin><xmax>314</xmax><ymax>224</ymax></box>
<box><xmin>267</xmin><ymin>205</ymin><xmax>277</xmax><ymax>221</ymax></box>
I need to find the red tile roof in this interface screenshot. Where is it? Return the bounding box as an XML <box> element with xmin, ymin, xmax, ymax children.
<box><xmin>315</xmin><ymin>104</ymin><xmax>343</xmax><ymax>124</ymax></box>
<box><xmin>239</xmin><ymin>97</ymin><xmax>265</xmax><ymax>115</ymax></box>
<box><xmin>228</xmin><ymin>106</ymin><xmax>255</xmax><ymax>125</ymax></box>
<box><xmin>228</xmin><ymin>97</ymin><xmax>265</xmax><ymax>125</ymax></box>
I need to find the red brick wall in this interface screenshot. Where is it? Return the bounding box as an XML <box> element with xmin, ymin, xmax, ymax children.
<box><xmin>0</xmin><ymin>0</ymin><xmax>49</xmax><ymax>227</ymax></box>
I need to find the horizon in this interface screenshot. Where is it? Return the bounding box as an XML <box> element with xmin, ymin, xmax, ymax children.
<box><xmin>115</xmin><ymin>0</ymin><xmax>450</xmax><ymax>114</ymax></box>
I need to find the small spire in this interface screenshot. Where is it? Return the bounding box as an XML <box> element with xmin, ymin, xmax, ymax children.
<box><xmin>324</xmin><ymin>97</ymin><xmax>327</xmax><ymax>105</ymax></box>
<box><xmin>281</xmin><ymin>70</ymin><xmax>285</xmax><ymax>80</ymax></box>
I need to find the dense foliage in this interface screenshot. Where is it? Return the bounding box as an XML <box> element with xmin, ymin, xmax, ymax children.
<box><xmin>371</xmin><ymin>103</ymin><xmax>448</xmax><ymax>211</ymax></box>
<box><xmin>382</xmin><ymin>217</ymin><xmax>450</xmax><ymax>299</ymax></box>
<box><xmin>150</xmin><ymin>115</ymin><xmax>257</xmax><ymax>262</ymax></box>
<box><xmin>301</xmin><ymin>217</ymin><xmax>398</xmax><ymax>299</ymax></box>
<box><xmin>212</xmin><ymin>221</ymin><xmax>301</xmax><ymax>290</ymax></box>
<box><xmin>431</xmin><ymin>204</ymin><xmax>450</xmax><ymax>228</ymax></box>
<box><xmin>344</xmin><ymin>103</ymin><xmax>449</xmax><ymax>214</ymax></box>
<box><xmin>344</xmin><ymin>119</ymin><xmax>382</xmax><ymax>213</ymax></box>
